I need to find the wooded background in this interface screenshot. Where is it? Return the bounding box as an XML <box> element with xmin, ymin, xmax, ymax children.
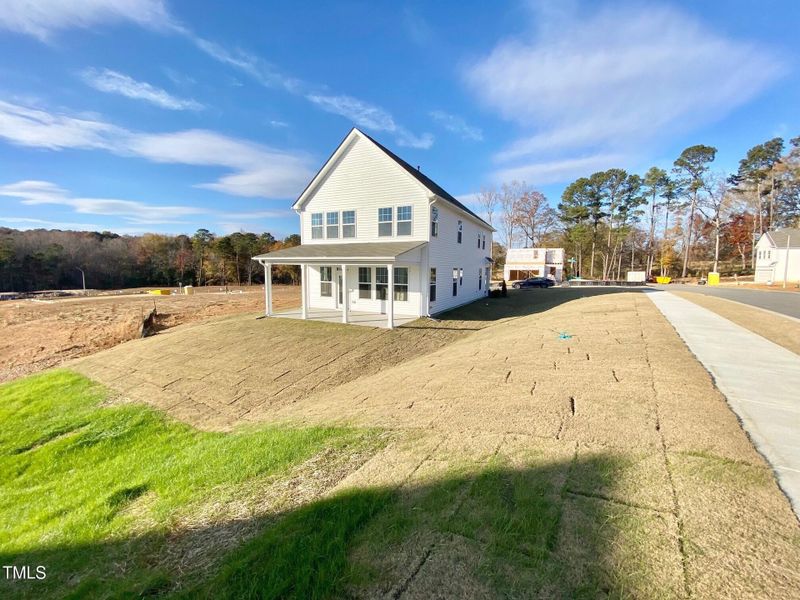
<box><xmin>2</xmin><ymin>136</ymin><xmax>798</xmax><ymax>292</ymax></box>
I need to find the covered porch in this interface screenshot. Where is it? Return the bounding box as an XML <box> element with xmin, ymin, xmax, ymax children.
<box><xmin>253</xmin><ymin>241</ymin><xmax>427</xmax><ymax>329</ymax></box>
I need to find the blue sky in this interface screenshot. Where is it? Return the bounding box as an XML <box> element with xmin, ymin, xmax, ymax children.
<box><xmin>0</xmin><ymin>0</ymin><xmax>798</xmax><ymax>239</ymax></box>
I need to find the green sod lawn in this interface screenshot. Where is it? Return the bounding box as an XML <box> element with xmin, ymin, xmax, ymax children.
<box><xmin>0</xmin><ymin>370</ymin><xmax>385</xmax><ymax>599</ymax></box>
<box><xmin>1</xmin><ymin>370</ymin><xmax>664</xmax><ymax>599</ymax></box>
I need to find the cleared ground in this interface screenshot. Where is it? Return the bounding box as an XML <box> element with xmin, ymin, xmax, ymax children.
<box><xmin>68</xmin><ymin>288</ymin><xmax>800</xmax><ymax>598</ymax></box>
<box><xmin>0</xmin><ymin>285</ymin><xmax>298</xmax><ymax>383</ymax></box>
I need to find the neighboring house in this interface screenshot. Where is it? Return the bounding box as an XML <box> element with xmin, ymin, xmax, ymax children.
<box><xmin>754</xmin><ymin>228</ymin><xmax>800</xmax><ymax>284</ymax></box>
<box><xmin>503</xmin><ymin>248</ymin><xmax>564</xmax><ymax>283</ymax></box>
<box><xmin>253</xmin><ymin>128</ymin><xmax>494</xmax><ymax>328</ymax></box>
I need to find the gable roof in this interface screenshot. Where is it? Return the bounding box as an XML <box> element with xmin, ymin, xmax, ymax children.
<box><xmin>359</xmin><ymin>132</ymin><xmax>492</xmax><ymax>229</ymax></box>
<box><xmin>293</xmin><ymin>128</ymin><xmax>493</xmax><ymax>230</ymax></box>
<box><xmin>764</xmin><ymin>228</ymin><xmax>800</xmax><ymax>249</ymax></box>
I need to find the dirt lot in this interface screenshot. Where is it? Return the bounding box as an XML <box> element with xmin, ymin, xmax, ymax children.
<box><xmin>0</xmin><ymin>285</ymin><xmax>298</xmax><ymax>383</ymax></box>
<box><xmin>71</xmin><ymin>288</ymin><xmax>800</xmax><ymax>598</ymax></box>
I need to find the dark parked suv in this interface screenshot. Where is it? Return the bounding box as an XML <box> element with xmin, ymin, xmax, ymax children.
<box><xmin>512</xmin><ymin>277</ymin><xmax>555</xmax><ymax>289</ymax></box>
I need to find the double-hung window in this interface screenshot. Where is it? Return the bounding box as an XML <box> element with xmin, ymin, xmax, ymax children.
<box><xmin>378</xmin><ymin>207</ymin><xmax>393</xmax><ymax>237</ymax></box>
<box><xmin>358</xmin><ymin>267</ymin><xmax>371</xmax><ymax>299</ymax></box>
<box><xmin>479</xmin><ymin>268</ymin><xmax>483</xmax><ymax>290</ymax></box>
<box><xmin>482</xmin><ymin>234</ymin><xmax>486</xmax><ymax>250</ymax></box>
<box><xmin>376</xmin><ymin>267</ymin><xmax>388</xmax><ymax>300</ymax></box>
<box><xmin>457</xmin><ymin>220</ymin><xmax>462</xmax><ymax>244</ymax></box>
<box><xmin>396</xmin><ymin>205</ymin><xmax>412</xmax><ymax>236</ymax></box>
<box><xmin>342</xmin><ymin>210</ymin><xmax>356</xmax><ymax>238</ymax></box>
<box><xmin>326</xmin><ymin>212</ymin><xmax>339</xmax><ymax>238</ymax></box>
<box><xmin>320</xmin><ymin>266</ymin><xmax>333</xmax><ymax>297</ymax></box>
<box><xmin>477</xmin><ymin>233</ymin><xmax>481</xmax><ymax>248</ymax></box>
<box><xmin>394</xmin><ymin>267</ymin><xmax>408</xmax><ymax>301</ymax></box>
<box><xmin>311</xmin><ymin>212</ymin><xmax>323</xmax><ymax>239</ymax></box>
<box><xmin>452</xmin><ymin>268</ymin><xmax>458</xmax><ymax>296</ymax></box>
<box><xmin>429</xmin><ymin>268</ymin><xmax>437</xmax><ymax>302</ymax></box>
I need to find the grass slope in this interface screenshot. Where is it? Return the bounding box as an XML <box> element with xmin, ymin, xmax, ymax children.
<box><xmin>0</xmin><ymin>370</ymin><xmax>375</xmax><ymax>598</ymax></box>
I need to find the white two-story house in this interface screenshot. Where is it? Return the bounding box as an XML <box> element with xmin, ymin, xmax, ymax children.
<box><xmin>253</xmin><ymin>128</ymin><xmax>494</xmax><ymax>328</ymax></box>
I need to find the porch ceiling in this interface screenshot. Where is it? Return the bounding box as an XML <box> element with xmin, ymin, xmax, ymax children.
<box><xmin>253</xmin><ymin>241</ymin><xmax>426</xmax><ymax>264</ymax></box>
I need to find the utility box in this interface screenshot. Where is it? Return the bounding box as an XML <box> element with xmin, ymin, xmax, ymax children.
<box><xmin>626</xmin><ymin>271</ymin><xmax>646</xmax><ymax>282</ymax></box>
<box><xmin>183</xmin><ymin>285</ymin><xmax>194</xmax><ymax>295</ymax></box>
<box><xmin>708</xmin><ymin>272</ymin><xmax>720</xmax><ymax>286</ymax></box>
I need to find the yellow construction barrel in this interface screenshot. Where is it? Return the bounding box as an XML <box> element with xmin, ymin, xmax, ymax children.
<box><xmin>708</xmin><ymin>272</ymin><xmax>720</xmax><ymax>286</ymax></box>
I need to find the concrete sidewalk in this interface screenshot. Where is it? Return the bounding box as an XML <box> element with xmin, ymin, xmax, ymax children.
<box><xmin>646</xmin><ymin>289</ymin><xmax>800</xmax><ymax>518</ymax></box>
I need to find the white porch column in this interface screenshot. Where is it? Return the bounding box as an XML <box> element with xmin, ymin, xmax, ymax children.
<box><xmin>341</xmin><ymin>264</ymin><xmax>349</xmax><ymax>324</ymax></box>
<box><xmin>387</xmin><ymin>263</ymin><xmax>394</xmax><ymax>329</ymax></box>
<box><xmin>264</xmin><ymin>262</ymin><xmax>273</xmax><ymax>316</ymax></box>
<box><xmin>300</xmin><ymin>263</ymin><xmax>308</xmax><ymax>319</ymax></box>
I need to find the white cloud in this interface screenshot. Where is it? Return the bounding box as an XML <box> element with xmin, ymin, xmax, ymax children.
<box><xmin>81</xmin><ymin>68</ymin><xmax>203</xmax><ymax>110</ymax></box>
<box><xmin>429</xmin><ymin>110</ymin><xmax>483</xmax><ymax>142</ymax></box>
<box><xmin>128</xmin><ymin>129</ymin><xmax>314</xmax><ymax>197</ymax></box>
<box><xmin>0</xmin><ymin>179</ymin><xmax>202</xmax><ymax>223</ymax></box>
<box><xmin>0</xmin><ymin>216</ymin><xmax>102</xmax><ymax>230</ymax></box>
<box><xmin>493</xmin><ymin>154</ymin><xmax>627</xmax><ymax>186</ymax></box>
<box><xmin>0</xmin><ymin>101</ymin><xmax>314</xmax><ymax>198</ymax></box>
<box><xmin>466</xmin><ymin>3</ymin><xmax>785</xmax><ymax>183</ymax></box>
<box><xmin>0</xmin><ymin>100</ymin><xmax>122</xmax><ymax>150</ymax></box>
<box><xmin>307</xmin><ymin>94</ymin><xmax>434</xmax><ymax>149</ymax></box>
<box><xmin>0</xmin><ymin>0</ymin><xmax>173</xmax><ymax>41</ymax></box>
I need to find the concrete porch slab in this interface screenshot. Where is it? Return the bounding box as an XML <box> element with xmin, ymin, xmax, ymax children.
<box><xmin>272</xmin><ymin>308</ymin><xmax>418</xmax><ymax>329</ymax></box>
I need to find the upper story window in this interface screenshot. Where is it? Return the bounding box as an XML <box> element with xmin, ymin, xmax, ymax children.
<box><xmin>397</xmin><ymin>205</ymin><xmax>412</xmax><ymax>236</ymax></box>
<box><xmin>431</xmin><ymin>206</ymin><xmax>439</xmax><ymax>237</ymax></box>
<box><xmin>378</xmin><ymin>207</ymin><xmax>393</xmax><ymax>237</ymax></box>
<box><xmin>326</xmin><ymin>212</ymin><xmax>339</xmax><ymax>238</ymax></box>
<box><xmin>457</xmin><ymin>220</ymin><xmax>462</xmax><ymax>244</ymax></box>
<box><xmin>477</xmin><ymin>233</ymin><xmax>481</xmax><ymax>248</ymax></box>
<box><xmin>482</xmin><ymin>234</ymin><xmax>486</xmax><ymax>250</ymax></box>
<box><xmin>342</xmin><ymin>210</ymin><xmax>356</xmax><ymax>238</ymax></box>
<box><xmin>311</xmin><ymin>212</ymin><xmax>323</xmax><ymax>239</ymax></box>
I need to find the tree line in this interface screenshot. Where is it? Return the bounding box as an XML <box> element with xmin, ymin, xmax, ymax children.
<box><xmin>0</xmin><ymin>228</ymin><xmax>300</xmax><ymax>292</ymax></box>
<box><xmin>479</xmin><ymin>136</ymin><xmax>800</xmax><ymax>279</ymax></box>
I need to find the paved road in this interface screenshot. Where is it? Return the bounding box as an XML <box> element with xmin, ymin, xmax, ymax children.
<box><xmin>653</xmin><ymin>284</ymin><xmax>800</xmax><ymax>319</ymax></box>
<box><xmin>646</xmin><ymin>289</ymin><xmax>800</xmax><ymax>518</ymax></box>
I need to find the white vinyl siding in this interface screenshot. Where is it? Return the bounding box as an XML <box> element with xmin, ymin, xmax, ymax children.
<box><xmin>427</xmin><ymin>201</ymin><xmax>492</xmax><ymax>313</ymax></box>
<box><xmin>300</xmin><ymin>135</ymin><xmax>429</xmax><ymax>244</ymax></box>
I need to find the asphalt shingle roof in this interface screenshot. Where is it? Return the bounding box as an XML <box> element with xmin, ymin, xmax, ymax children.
<box><xmin>766</xmin><ymin>228</ymin><xmax>800</xmax><ymax>248</ymax></box>
<box><xmin>253</xmin><ymin>241</ymin><xmax>426</xmax><ymax>262</ymax></box>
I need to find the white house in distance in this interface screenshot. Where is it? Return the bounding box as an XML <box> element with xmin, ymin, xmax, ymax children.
<box><xmin>754</xmin><ymin>228</ymin><xmax>800</xmax><ymax>284</ymax></box>
<box><xmin>253</xmin><ymin>128</ymin><xmax>494</xmax><ymax>328</ymax></box>
<box><xmin>503</xmin><ymin>248</ymin><xmax>564</xmax><ymax>283</ymax></box>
